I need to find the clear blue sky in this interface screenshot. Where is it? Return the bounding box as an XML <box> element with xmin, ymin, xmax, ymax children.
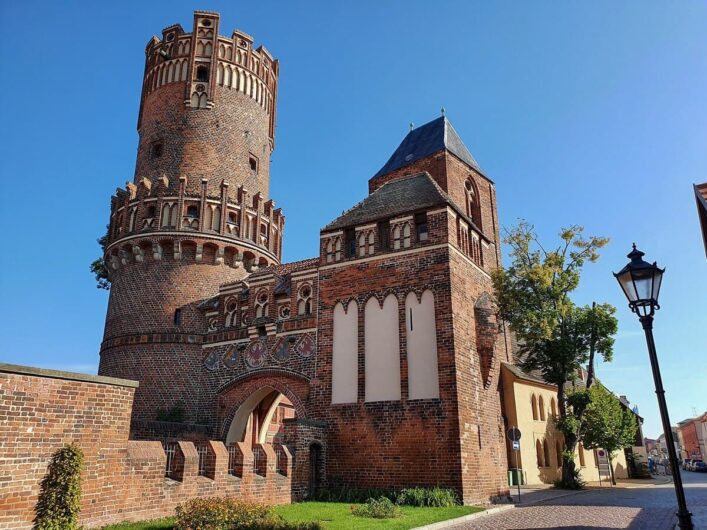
<box><xmin>1</xmin><ymin>1</ymin><xmax>705</xmax><ymax>439</ymax></box>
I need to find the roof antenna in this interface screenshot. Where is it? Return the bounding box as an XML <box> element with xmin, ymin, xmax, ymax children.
<box><xmin>441</xmin><ymin>106</ymin><xmax>446</xmax><ymax>117</ymax></box>
<box><xmin>409</xmin><ymin>122</ymin><xmax>414</xmax><ymax>132</ymax></box>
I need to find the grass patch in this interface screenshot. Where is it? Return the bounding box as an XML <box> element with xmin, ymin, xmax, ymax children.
<box><xmin>274</xmin><ymin>502</ymin><xmax>483</xmax><ymax>530</ymax></box>
<box><xmin>102</xmin><ymin>502</ymin><xmax>483</xmax><ymax>530</ymax></box>
<box><xmin>101</xmin><ymin>518</ymin><xmax>175</xmax><ymax>530</ymax></box>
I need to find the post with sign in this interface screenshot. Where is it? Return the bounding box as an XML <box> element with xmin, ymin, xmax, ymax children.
<box><xmin>506</xmin><ymin>427</ymin><xmax>522</xmax><ymax>503</ymax></box>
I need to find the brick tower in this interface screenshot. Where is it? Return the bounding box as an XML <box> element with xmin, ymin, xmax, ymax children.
<box><xmin>98</xmin><ymin>11</ymin><xmax>283</xmax><ymax>430</ymax></box>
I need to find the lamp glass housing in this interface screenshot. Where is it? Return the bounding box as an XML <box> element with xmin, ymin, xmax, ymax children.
<box><xmin>613</xmin><ymin>245</ymin><xmax>664</xmax><ymax>316</ymax></box>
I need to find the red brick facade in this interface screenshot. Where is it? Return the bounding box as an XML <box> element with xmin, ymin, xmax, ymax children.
<box><xmin>0</xmin><ymin>12</ymin><xmax>522</xmax><ymax>528</ymax></box>
<box><xmin>0</xmin><ymin>365</ymin><xmax>293</xmax><ymax>529</ymax></box>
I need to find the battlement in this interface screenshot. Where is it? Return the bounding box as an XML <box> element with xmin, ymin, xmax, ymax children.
<box><xmin>139</xmin><ymin>11</ymin><xmax>278</xmax><ymax>143</ymax></box>
<box><xmin>106</xmin><ymin>173</ymin><xmax>284</xmax><ymax>273</ymax></box>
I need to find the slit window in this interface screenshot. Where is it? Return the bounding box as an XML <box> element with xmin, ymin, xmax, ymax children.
<box><xmin>415</xmin><ymin>212</ymin><xmax>428</xmax><ymax>242</ymax></box>
<box><xmin>249</xmin><ymin>155</ymin><xmax>258</xmax><ymax>174</ymax></box>
<box><xmin>378</xmin><ymin>220</ymin><xmax>390</xmax><ymax>251</ymax></box>
<box><xmin>174</xmin><ymin>308</ymin><xmax>182</xmax><ymax>325</ymax></box>
<box><xmin>344</xmin><ymin>228</ymin><xmax>356</xmax><ymax>258</ymax></box>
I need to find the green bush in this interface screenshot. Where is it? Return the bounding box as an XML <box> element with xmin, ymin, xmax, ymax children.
<box><xmin>34</xmin><ymin>443</ymin><xmax>84</xmax><ymax>530</ymax></box>
<box><xmin>397</xmin><ymin>486</ymin><xmax>458</xmax><ymax>507</ymax></box>
<box><xmin>174</xmin><ymin>498</ymin><xmax>322</xmax><ymax>530</ymax></box>
<box><xmin>351</xmin><ymin>497</ymin><xmax>402</xmax><ymax>519</ymax></box>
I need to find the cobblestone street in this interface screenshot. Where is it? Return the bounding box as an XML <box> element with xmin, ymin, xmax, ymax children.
<box><xmin>452</xmin><ymin>471</ymin><xmax>707</xmax><ymax>529</ymax></box>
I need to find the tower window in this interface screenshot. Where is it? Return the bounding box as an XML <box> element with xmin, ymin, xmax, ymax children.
<box><xmin>344</xmin><ymin>229</ymin><xmax>356</xmax><ymax>258</ymax></box>
<box><xmin>249</xmin><ymin>155</ymin><xmax>258</xmax><ymax>174</ymax></box>
<box><xmin>196</xmin><ymin>65</ymin><xmax>209</xmax><ymax>82</ymax></box>
<box><xmin>151</xmin><ymin>142</ymin><xmax>163</xmax><ymax>159</ymax></box>
<box><xmin>378</xmin><ymin>220</ymin><xmax>390</xmax><ymax>251</ymax></box>
<box><xmin>174</xmin><ymin>308</ymin><xmax>182</xmax><ymax>325</ymax></box>
<box><xmin>186</xmin><ymin>205</ymin><xmax>199</xmax><ymax>219</ymax></box>
<box><xmin>147</xmin><ymin>205</ymin><xmax>156</xmax><ymax>218</ymax></box>
<box><xmin>415</xmin><ymin>212</ymin><xmax>428</xmax><ymax>242</ymax></box>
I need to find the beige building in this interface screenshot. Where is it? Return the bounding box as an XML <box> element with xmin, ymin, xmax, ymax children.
<box><xmin>501</xmin><ymin>363</ymin><xmax>630</xmax><ymax>485</ymax></box>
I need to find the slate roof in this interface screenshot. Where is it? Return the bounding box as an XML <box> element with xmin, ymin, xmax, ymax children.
<box><xmin>323</xmin><ymin>172</ymin><xmax>451</xmax><ymax>232</ymax></box>
<box><xmin>371</xmin><ymin>116</ymin><xmax>481</xmax><ymax>179</ymax></box>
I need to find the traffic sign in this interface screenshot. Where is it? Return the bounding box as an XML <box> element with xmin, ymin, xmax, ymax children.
<box><xmin>507</xmin><ymin>427</ymin><xmax>522</xmax><ymax>442</ymax></box>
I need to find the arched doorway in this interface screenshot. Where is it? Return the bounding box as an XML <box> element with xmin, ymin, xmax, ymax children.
<box><xmin>225</xmin><ymin>386</ymin><xmax>296</xmax><ymax>445</ymax></box>
<box><xmin>309</xmin><ymin>442</ymin><xmax>323</xmax><ymax>498</ymax></box>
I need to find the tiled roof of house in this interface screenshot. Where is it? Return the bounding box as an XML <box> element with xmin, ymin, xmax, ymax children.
<box><xmin>371</xmin><ymin>116</ymin><xmax>481</xmax><ymax>179</ymax></box>
<box><xmin>323</xmin><ymin>171</ymin><xmax>487</xmax><ymax>234</ymax></box>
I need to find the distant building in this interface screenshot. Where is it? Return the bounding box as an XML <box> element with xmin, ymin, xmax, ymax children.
<box><xmin>500</xmin><ymin>363</ymin><xmax>645</xmax><ymax>484</ymax></box>
<box><xmin>677</xmin><ymin>415</ymin><xmax>706</xmax><ymax>461</ymax></box>
<box><xmin>695</xmin><ymin>182</ymin><xmax>707</xmax><ymax>257</ymax></box>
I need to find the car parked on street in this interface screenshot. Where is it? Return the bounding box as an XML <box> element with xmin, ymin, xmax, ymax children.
<box><xmin>682</xmin><ymin>459</ymin><xmax>691</xmax><ymax>470</ymax></box>
<box><xmin>693</xmin><ymin>460</ymin><xmax>706</xmax><ymax>472</ymax></box>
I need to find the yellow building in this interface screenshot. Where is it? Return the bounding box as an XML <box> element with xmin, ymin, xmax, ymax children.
<box><xmin>501</xmin><ymin>362</ymin><xmax>629</xmax><ymax>485</ymax></box>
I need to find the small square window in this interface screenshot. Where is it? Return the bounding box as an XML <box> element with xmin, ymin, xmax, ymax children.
<box><xmin>151</xmin><ymin>142</ymin><xmax>163</xmax><ymax>159</ymax></box>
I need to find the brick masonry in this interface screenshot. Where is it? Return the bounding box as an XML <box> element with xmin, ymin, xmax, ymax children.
<box><xmin>0</xmin><ymin>365</ymin><xmax>293</xmax><ymax>530</ymax></box>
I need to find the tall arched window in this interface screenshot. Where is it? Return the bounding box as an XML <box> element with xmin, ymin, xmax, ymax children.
<box><xmin>556</xmin><ymin>441</ymin><xmax>563</xmax><ymax>468</ymax></box>
<box><xmin>543</xmin><ymin>440</ymin><xmax>551</xmax><ymax>468</ymax></box>
<box><xmin>550</xmin><ymin>397</ymin><xmax>557</xmax><ymax>418</ymax></box>
<box><xmin>464</xmin><ymin>177</ymin><xmax>482</xmax><ymax>230</ymax></box>
<box><xmin>364</xmin><ymin>294</ymin><xmax>400</xmax><ymax>402</ymax></box>
<box><xmin>405</xmin><ymin>290</ymin><xmax>439</xmax><ymax>400</ymax></box>
<box><xmin>332</xmin><ymin>301</ymin><xmax>358</xmax><ymax>404</ymax></box>
<box><xmin>358</xmin><ymin>232</ymin><xmax>367</xmax><ymax>257</ymax></box>
<box><xmin>539</xmin><ymin>395</ymin><xmax>546</xmax><ymax>421</ymax></box>
<box><xmin>531</xmin><ymin>394</ymin><xmax>538</xmax><ymax>421</ymax></box>
<box><xmin>255</xmin><ymin>290</ymin><xmax>268</xmax><ymax>318</ymax></box>
<box><xmin>536</xmin><ymin>439</ymin><xmax>544</xmax><ymax>467</ymax></box>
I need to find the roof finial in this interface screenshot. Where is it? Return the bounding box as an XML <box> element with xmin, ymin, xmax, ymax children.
<box><xmin>409</xmin><ymin>122</ymin><xmax>414</xmax><ymax>132</ymax></box>
<box><xmin>441</xmin><ymin>106</ymin><xmax>446</xmax><ymax>117</ymax></box>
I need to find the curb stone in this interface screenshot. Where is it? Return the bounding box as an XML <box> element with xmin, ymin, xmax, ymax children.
<box><xmin>411</xmin><ymin>505</ymin><xmax>515</xmax><ymax>530</ymax></box>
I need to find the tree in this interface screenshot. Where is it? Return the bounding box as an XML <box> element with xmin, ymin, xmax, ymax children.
<box><xmin>491</xmin><ymin>221</ymin><xmax>618</xmax><ymax>488</ymax></box>
<box><xmin>579</xmin><ymin>384</ymin><xmax>638</xmax><ymax>485</ymax></box>
<box><xmin>90</xmin><ymin>228</ymin><xmax>110</xmax><ymax>290</ymax></box>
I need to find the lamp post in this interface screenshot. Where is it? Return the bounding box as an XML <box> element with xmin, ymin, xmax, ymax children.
<box><xmin>613</xmin><ymin>244</ymin><xmax>693</xmax><ymax>530</ymax></box>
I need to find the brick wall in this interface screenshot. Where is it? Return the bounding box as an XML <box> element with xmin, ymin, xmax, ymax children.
<box><xmin>0</xmin><ymin>364</ymin><xmax>293</xmax><ymax>530</ymax></box>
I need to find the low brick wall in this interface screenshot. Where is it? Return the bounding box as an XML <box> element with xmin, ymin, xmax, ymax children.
<box><xmin>0</xmin><ymin>364</ymin><xmax>292</xmax><ymax>530</ymax></box>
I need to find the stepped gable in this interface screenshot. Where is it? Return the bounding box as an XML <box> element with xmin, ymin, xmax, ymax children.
<box><xmin>371</xmin><ymin>116</ymin><xmax>481</xmax><ymax>180</ymax></box>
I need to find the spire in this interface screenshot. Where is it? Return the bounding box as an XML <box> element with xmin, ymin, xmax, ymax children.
<box><xmin>372</xmin><ymin>116</ymin><xmax>481</xmax><ymax>179</ymax></box>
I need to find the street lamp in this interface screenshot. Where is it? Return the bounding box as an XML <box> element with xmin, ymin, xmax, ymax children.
<box><xmin>614</xmin><ymin>244</ymin><xmax>692</xmax><ymax>530</ymax></box>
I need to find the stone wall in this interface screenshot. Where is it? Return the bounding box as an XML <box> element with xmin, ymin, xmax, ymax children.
<box><xmin>0</xmin><ymin>364</ymin><xmax>292</xmax><ymax>530</ymax></box>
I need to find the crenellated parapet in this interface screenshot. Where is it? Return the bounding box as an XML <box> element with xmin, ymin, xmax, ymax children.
<box><xmin>106</xmin><ymin>174</ymin><xmax>284</xmax><ymax>270</ymax></box>
<box><xmin>139</xmin><ymin>11</ymin><xmax>278</xmax><ymax>144</ymax></box>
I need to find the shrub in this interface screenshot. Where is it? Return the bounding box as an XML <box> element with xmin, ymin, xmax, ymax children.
<box><xmin>34</xmin><ymin>443</ymin><xmax>84</xmax><ymax>530</ymax></box>
<box><xmin>351</xmin><ymin>497</ymin><xmax>402</xmax><ymax>519</ymax></box>
<box><xmin>397</xmin><ymin>486</ymin><xmax>458</xmax><ymax>507</ymax></box>
<box><xmin>174</xmin><ymin>498</ymin><xmax>323</xmax><ymax>530</ymax></box>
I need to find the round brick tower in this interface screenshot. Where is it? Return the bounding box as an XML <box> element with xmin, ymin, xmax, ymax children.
<box><xmin>98</xmin><ymin>11</ymin><xmax>283</xmax><ymax>430</ymax></box>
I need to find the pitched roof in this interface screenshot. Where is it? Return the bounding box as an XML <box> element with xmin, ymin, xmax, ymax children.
<box><xmin>371</xmin><ymin>116</ymin><xmax>481</xmax><ymax>179</ymax></box>
<box><xmin>322</xmin><ymin>172</ymin><xmax>450</xmax><ymax>232</ymax></box>
<box><xmin>502</xmin><ymin>362</ymin><xmax>588</xmax><ymax>390</ymax></box>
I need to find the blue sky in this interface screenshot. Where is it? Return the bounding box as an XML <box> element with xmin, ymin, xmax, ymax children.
<box><xmin>0</xmin><ymin>1</ymin><xmax>705</xmax><ymax>439</ymax></box>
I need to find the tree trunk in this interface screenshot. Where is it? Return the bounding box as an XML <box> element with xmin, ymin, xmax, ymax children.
<box><xmin>557</xmin><ymin>382</ymin><xmax>580</xmax><ymax>487</ymax></box>
<box><xmin>608</xmin><ymin>454</ymin><xmax>616</xmax><ymax>486</ymax></box>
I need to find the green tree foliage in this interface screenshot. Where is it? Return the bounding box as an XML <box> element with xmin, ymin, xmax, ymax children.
<box><xmin>579</xmin><ymin>384</ymin><xmax>638</xmax><ymax>485</ymax></box>
<box><xmin>90</xmin><ymin>228</ymin><xmax>110</xmax><ymax>290</ymax></box>
<box><xmin>491</xmin><ymin>221</ymin><xmax>618</xmax><ymax>488</ymax></box>
<box><xmin>34</xmin><ymin>443</ymin><xmax>84</xmax><ymax>530</ymax></box>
